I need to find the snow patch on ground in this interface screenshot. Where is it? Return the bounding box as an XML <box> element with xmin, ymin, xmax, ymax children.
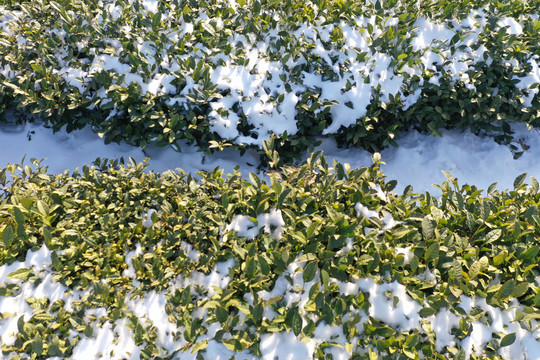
<box><xmin>225</xmin><ymin>209</ymin><xmax>286</xmax><ymax>240</ymax></box>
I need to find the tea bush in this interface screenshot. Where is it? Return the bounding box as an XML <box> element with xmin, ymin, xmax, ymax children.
<box><xmin>0</xmin><ymin>0</ymin><xmax>538</xmax><ymax>164</ymax></box>
<box><xmin>0</xmin><ymin>153</ymin><xmax>539</xmax><ymax>358</ymax></box>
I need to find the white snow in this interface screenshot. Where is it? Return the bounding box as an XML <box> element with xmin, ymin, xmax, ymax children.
<box><xmin>355</xmin><ymin>203</ymin><xmax>398</xmax><ymax>231</ymax></box>
<box><xmin>225</xmin><ymin>209</ymin><xmax>285</xmax><ymax>240</ymax></box>
<box><xmin>497</xmin><ymin>17</ymin><xmax>523</xmax><ymax>35</ymax></box>
<box><xmin>260</xmin><ymin>331</ymin><xmax>316</xmax><ymax>360</ymax></box>
<box><xmin>141</xmin><ymin>208</ymin><xmax>158</xmax><ymax>228</ymax></box>
<box><xmin>71</xmin><ymin>319</ymin><xmax>140</xmax><ymax>360</ymax></box>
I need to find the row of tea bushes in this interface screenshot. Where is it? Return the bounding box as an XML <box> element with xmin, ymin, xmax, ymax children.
<box><xmin>0</xmin><ymin>153</ymin><xmax>539</xmax><ymax>358</ymax></box>
<box><xmin>0</xmin><ymin>0</ymin><xmax>539</xmax><ymax>164</ymax></box>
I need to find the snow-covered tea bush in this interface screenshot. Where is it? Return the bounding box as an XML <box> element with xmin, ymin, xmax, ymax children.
<box><xmin>0</xmin><ymin>0</ymin><xmax>538</xmax><ymax>163</ymax></box>
<box><xmin>0</xmin><ymin>153</ymin><xmax>539</xmax><ymax>359</ymax></box>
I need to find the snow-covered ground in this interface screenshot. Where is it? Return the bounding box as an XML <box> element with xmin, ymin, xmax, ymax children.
<box><xmin>3</xmin><ymin>117</ymin><xmax>540</xmax><ymax>195</ymax></box>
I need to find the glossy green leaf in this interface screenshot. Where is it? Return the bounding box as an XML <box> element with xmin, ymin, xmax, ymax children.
<box><xmin>422</xmin><ymin>217</ymin><xmax>434</xmax><ymax>239</ymax></box>
<box><xmin>216</xmin><ymin>306</ymin><xmax>228</xmax><ymax>324</ymax></box>
<box><xmin>523</xmin><ymin>246</ymin><xmax>539</xmax><ymax>260</ymax></box>
<box><xmin>419</xmin><ymin>307</ymin><xmax>436</xmax><ymax>317</ymax></box>
<box><xmin>500</xmin><ymin>333</ymin><xmax>516</xmax><ymax>347</ymax></box>
<box><xmin>497</xmin><ymin>279</ymin><xmax>515</xmax><ymax>299</ymax></box>
<box><xmin>514</xmin><ymin>173</ymin><xmax>527</xmax><ymax>188</ymax></box>
<box><xmin>303</xmin><ymin>260</ymin><xmax>318</xmax><ymax>283</ymax></box>
<box><xmin>191</xmin><ymin>340</ymin><xmax>208</xmax><ymax>354</ymax></box>
<box><xmin>484</xmin><ymin>229</ymin><xmax>502</xmax><ymax>244</ymax></box>
<box><xmin>291</xmin><ymin>308</ymin><xmax>302</xmax><ymax>336</ymax></box>
<box><xmin>31</xmin><ymin>333</ymin><xmax>43</xmax><ymax>355</ymax></box>
<box><xmin>511</xmin><ymin>282</ymin><xmax>529</xmax><ymax>298</ymax></box>
<box><xmin>425</xmin><ymin>243</ymin><xmax>439</xmax><ymax>262</ymax></box>
<box><xmin>2</xmin><ymin>225</ymin><xmax>14</xmax><ymax>247</ymax></box>
<box><xmin>7</xmin><ymin>268</ymin><xmax>32</xmax><ymax>280</ymax></box>
<box><xmin>452</xmin><ymin>259</ymin><xmax>462</xmax><ymax>283</ymax></box>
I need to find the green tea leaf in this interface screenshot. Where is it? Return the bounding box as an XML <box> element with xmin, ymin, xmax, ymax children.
<box><xmin>61</xmin><ymin>229</ymin><xmax>79</xmax><ymax>238</ymax></box>
<box><xmin>303</xmin><ymin>318</ymin><xmax>316</xmax><ymax>336</ymax></box>
<box><xmin>511</xmin><ymin>282</ymin><xmax>529</xmax><ymax>298</ymax></box>
<box><xmin>422</xmin><ymin>217</ymin><xmax>434</xmax><ymax>239</ymax></box>
<box><xmin>513</xmin><ymin>173</ymin><xmax>527</xmax><ymax>188</ymax></box>
<box><xmin>201</xmin><ymin>22</ymin><xmax>215</xmax><ymax>36</ymax></box>
<box><xmin>51</xmin><ymin>251</ymin><xmax>61</xmax><ymax>270</ymax></box>
<box><xmin>252</xmin><ymin>303</ymin><xmax>263</xmax><ymax>323</ymax></box>
<box><xmin>32</xmin><ymin>313</ymin><xmax>54</xmax><ymax>321</ymax></box>
<box><xmin>441</xmin><ymin>170</ymin><xmax>456</xmax><ymax>184</ymax></box>
<box><xmin>484</xmin><ymin>229</ymin><xmax>502</xmax><ymax>244</ymax></box>
<box><xmin>531</xmin><ymin>177</ymin><xmax>539</xmax><ymax>194</ymax></box>
<box><xmin>320</xmin><ymin>268</ymin><xmax>329</xmax><ymax>290</ymax></box>
<box><xmin>397</xmin><ymin>53</ymin><xmax>408</xmax><ymax>61</ymax></box>
<box><xmin>36</xmin><ymin>200</ymin><xmax>50</xmax><ymax>217</ymax></box>
<box><xmin>478</xmin><ymin>256</ymin><xmax>489</xmax><ymax>270</ymax></box>
<box><xmin>191</xmin><ymin>340</ymin><xmax>208</xmax><ymax>354</ymax></box>
<box><xmin>245</xmin><ymin>257</ymin><xmax>256</xmax><ymax>278</ymax></box>
<box><xmin>20</xmin><ymin>198</ymin><xmax>33</xmax><ymax>210</ymax></box>
<box><xmin>419</xmin><ymin>307</ymin><xmax>436</xmax><ymax>318</ymax></box>
<box><xmin>466</xmin><ymin>211</ymin><xmax>476</xmax><ymax>230</ymax></box>
<box><xmin>452</xmin><ymin>259</ymin><xmax>462</xmax><ymax>283</ymax></box>
<box><xmin>534</xmin><ymin>293</ymin><xmax>540</xmax><ymax>307</ymax></box>
<box><xmin>48</xmin><ymin>336</ymin><xmax>62</xmax><ymax>356</ymax></box>
<box><xmin>181</xmin><ymin>287</ymin><xmax>192</xmax><ymax>307</ymax></box>
<box><xmin>493</xmin><ymin>251</ymin><xmax>507</xmax><ymax>266</ymax></box>
<box><xmin>425</xmin><ymin>243</ymin><xmax>439</xmax><ymax>262</ymax></box>
<box><xmin>392</xmin><ymin>227</ymin><xmax>412</xmax><ymax>239</ymax></box>
<box><xmin>2</xmin><ymin>225</ymin><xmax>14</xmax><ymax>247</ymax></box>
<box><xmin>253</xmin><ymin>0</ymin><xmax>261</xmax><ymax>14</ymax></box>
<box><xmin>403</xmin><ymin>333</ymin><xmax>419</xmax><ymax>349</ymax></box>
<box><xmin>249</xmin><ymin>173</ymin><xmax>261</xmax><ymax>188</ymax></box>
<box><xmin>358</xmin><ymin>254</ymin><xmax>374</xmax><ymax>266</ymax></box>
<box><xmin>301</xmin><ymin>260</ymin><xmax>318</xmax><ymax>283</ymax></box>
<box><xmin>497</xmin><ymin>279</ymin><xmax>515</xmax><ymax>299</ymax></box>
<box><xmin>258</xmin><ymin>255</ymin><xmax>270</xmax><ymax>275</ymax></box>
<box><xmin>291</xmin><ymin>308</ymin><xmax>302</xmax><ymax>336</ymax></box>
<box><xmin>410</xmin><ymin>255</ymin><xmax>419</xmax><ymax>272</ymax></box>
<box><xmin>43</xmin><ymin>227</ymin><xmax>53</xmax><ymax>244</ymax></box>
<box><xmin>30</xmin><ymin>64</ymin><xmax>45</xmax><ymax>75</ymax></box>
<box><xmin>13</xmin><ymin>207</ymin><xmax>25</xmax><ymax>226</ymax></box>
<box><xmin>2</xmin><ymin>81</ymin><xmax>29</xmax><ymax>96</ymax></box>
<box><xmin>487</xmin><ymin>182</ymin><xmax>498</xmax><ymax>194</ymax></box>
<box><xmin>469</xmin><ymin>259</ymin><xmax>483</xmax><ymax>280</ymax></box>
<box><xmin>7</xmin><ymin>268</ymin><xmax>32</xmax><ymax>280</ymax></box>
<box><xmin>500</xmin><ymin>333</ymin><xmax>516</xmax><ymax>347</ymax></box>
<box><xmin>152</xmin><ymin>12</ymin><xmax>161</xmax><ymax>29</ymax></box>
<box><xmin>216</xmin><ymin>306</ymin><xmax>228</xmax><ymax>324</ymax></box>
<box><xmin>523</xmin><ymin>246</ymin><xmax>539</xmax><ymax>260</ymax></box>
<box><xmin>31</xmin><ymin>333</ymin><xmax>43</xmax><ymax>355</ymax></box>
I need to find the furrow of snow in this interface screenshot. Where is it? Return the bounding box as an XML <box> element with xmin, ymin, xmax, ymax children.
<box><xmin>3</xmin><ymin>119</ymin><xmax>540</xmax><ymax>195</ymax></box>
